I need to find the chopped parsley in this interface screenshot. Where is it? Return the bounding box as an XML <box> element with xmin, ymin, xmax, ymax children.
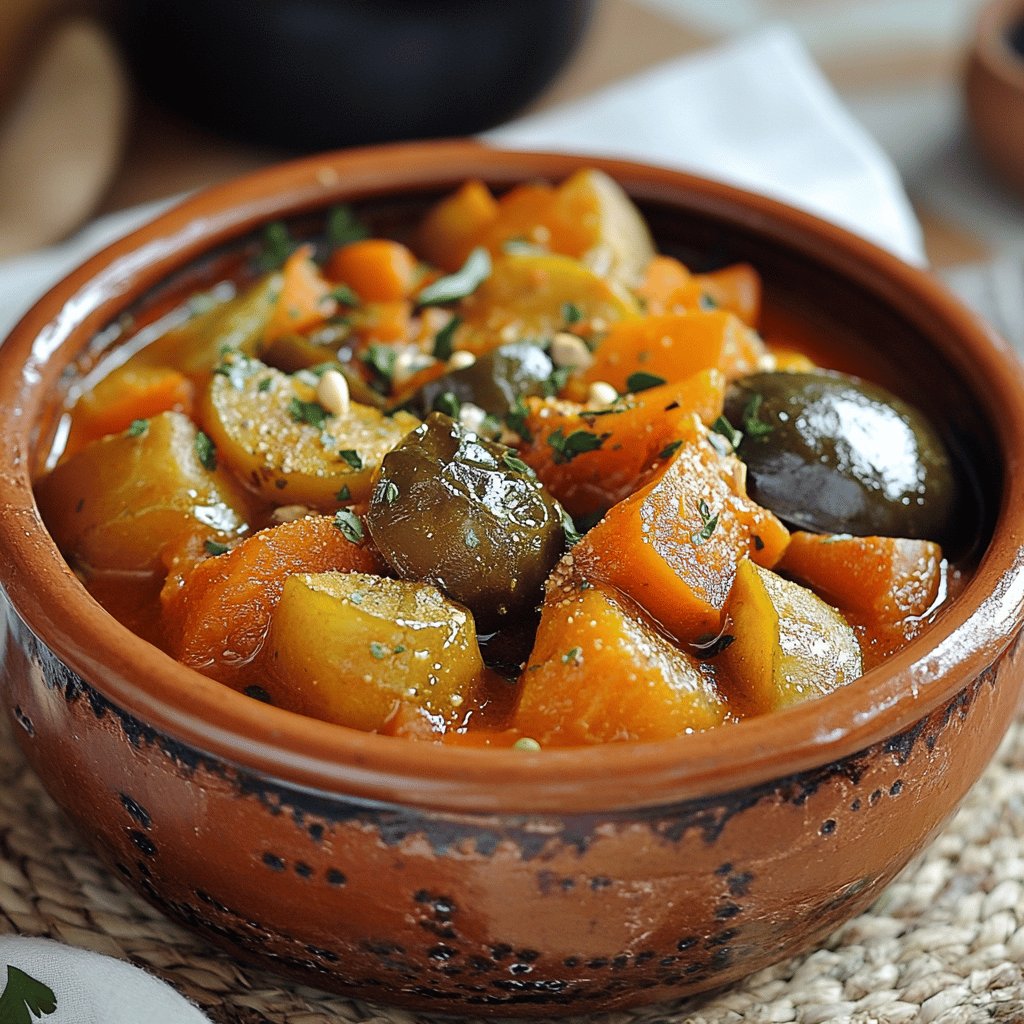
<box><xmin>432</xmin><ymin>316</ymin><xmax>462</xmax><ymax>360</ymax></box>
<box><xmin>204</xmin><ymin>539</ymin><xmax>230</xmax><ymax>557</ymax></box>
<box><xmin>288</xmin><ymin>397</ymin><xmax>330</xmax><ymax>429</ymax></box>
<box><xmin>243</xmin><ymin>685</ymin><xmax>273</xmax><ymax>703</ymax></box>
<box><xmin>257</xmin><ymin>376</ymin><xmax>274</xmax><ymax>393</ymax></box>
<box><xmin>333</xmin><ymin>508</ymin><xmax>363</xmax><ymax>543</ymax></box>
<box><xmin>416</xmin><ymin>246</ymin><xmax>491</xmax><ymax>305</ymax></box>
<box><xmin>562</xmin><ymin>301</ymin><xmax>584</xmax><ymax>325</ymax></box>
<box><xmin>693</xmin><ymin>499</ymin><xmax>719</xmax><ymax>544</ymax></box>
<box><xmin>562</xmin><ymin>509</ymin><xmax>583</xmax><ymax>547</ymax></box>
<box><xmin>505</xmin><ymin>396</ymin><xmax>533</xmax><ymax>442</ymax></box>
<box><xmin>127</xmin><ymin>418</ymin><xmax>149</xmax><ymax>437</ymax></box>
<box><xmin>380</xmin><ymin>480</ymin><xmax>399</xmax><ymax>504</ymax></box>
<box><xmin>325</xmin><ymin>204</ymin><xmax>370</xmax><ymax>249</ymax></box>
<box><xmin>255</xmin><ymin>220</ymin><xmax>295</xmax><ymax>271</ymax></box>
<box><xmin>699</xmin><ymin>292</ymin><xmax>719</xmax><ymax>310</ymax></box>
<box><xmin>362</xmin><ymin>343</ymin><xmax>397</xmax><ymax>392</ymax></box>
<box><xmin>502</xmin><ymin>451</ymin><xmax>535</xmax><ymax>477</ymax></box>
<box><xmin>432</xmin><ymin>391</ymin><xmax>461</xmax><ymax>419</ymax></box>
<box><xmin>329</xmin><ymin>284</ymin><xmax>361</xmax><ymax>307</ymax></box>
<box><xmin>0</xmin><ymin>965</ymin><xmax>57</xmax><ymax>1022</ymax></box>
<box><xmin>741</xmin><ymin>393</ymin><xmax>773</xmax><ymax>438</ymax></box>
<box><xmin>710</xmin><ymin>414</ymin><xmax>743</xmax><ymax>453</ymax></box>
<box><xmin>561</xmin><ymin>647</ymin><xmax>582</xmax><ymax>665</ymax></box>
<box><xmin>339</xmin><ymin>449</ymin><xmax>363</xmax><ymax>470</ymax></box>
<box><xmin>658</xmin><ymin>440</ymin><xmax>682</xmax><ymax>460</ymax></box>
<box><xmin>335</xmin><ymin>485</ymin><xmax>351</xmax><ymax>503</ymax></box>
<box><xmin>194</xmin><ymin>430</ymin><xmax>217</xmax><ymax>471</ymax></box>
<box><xmin>548</xmin><ymin>428</ymin><xmax>607</xmax><ymax>465</ymax></box>
<box><xmin>541</xmin><ymin>365</ymin><xmax>571</xmax><ymax>398</ymax></box>
<box><xmin>369</xmin><ymin>641</ymin><xmax>389</xmax><ymax>660</ymax></box>
<box><xmin>626</xmin><ymin>371</ymin><xmax>667</xmax><ymax>393</ymax></box>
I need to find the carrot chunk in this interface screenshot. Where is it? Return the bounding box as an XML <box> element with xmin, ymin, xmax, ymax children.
<box><xmin>326</xmin><ymin>238</ymin><xmax>419</xmax><ymax>302</ymax></box>
<box><xmin>264</xmin><ymin>245</ymin><xmax>333</xmax><ymax>344</ymax></box>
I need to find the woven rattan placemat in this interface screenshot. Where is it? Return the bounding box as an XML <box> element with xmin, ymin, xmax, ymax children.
<box><xmin>1</xmin><ymin>707</ymin><xmax>1022</xmax><ymax>1024</ymax></box>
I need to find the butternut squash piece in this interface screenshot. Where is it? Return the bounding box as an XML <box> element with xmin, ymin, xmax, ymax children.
<box><xmin>67</xmin><ymin>364</ymin><xmax>193</xmax><ymax>455</ymax></box>
<box><xmin>572</xmin><ymin>435</ymin><xmax>789</xmax><ymax>643</ymax></box>
<box><xmin>583</xmin><ymin>310</ymin><xmax>765</xmax><ymax>392</ymax></box>
<box><xmin>513</xmin><ymin>583</ymin><xmax>727</xmax><ymax>745</ymax></box>
<box><xmin>778</xmin><ymin>532</ymin><xmax>943</xmax><ymax>665</ymax></box>
<box><xmin>201</xmin><ymin>358</ymin><xmax>419</xmax><ymax>507</ymax></box>
<box><xmin>264</xmin><ymin>245</ymin><xmax>334</xmax><ymax>344</ymax></box>
<box><xmin>36</xmin><ymin>411</ymin><xmax>250</xmax><ymax>575</ymax></box>
<box><xmin>458</xmin><ymin>252</ymin><xmax>639</xmax><ymax>351</ymax></box>
<box><xmin>518</xmin><ymin>369</ymin><xmax>726</xmax><ymax>519</ymax></box>
<box><xmin>416</xmin><ymin>179</ymin><xmax>500</xmax><ymax>271</ymax></box>
<box><xmin>326</xmin><ymin>238</ymin><xmax>419</xmax><ymax>302</ymax></box>
<box><xmin>162</xmin><ymin>514</ymin><xmax>382</xmax><ymax>679</ymax></box>
<box><xmin>264</xmin><ymin>572</ymin><xmax>484</xmax><ymax>731</ymax></box>
<box><xmin>718</xmin><ymin>559</ymin><xmax>862</xmax><ymax>717</ymax></box>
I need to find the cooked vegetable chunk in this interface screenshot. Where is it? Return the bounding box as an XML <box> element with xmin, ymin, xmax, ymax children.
<box><xmin>514</xmin><ymin>583</ymin><xmax>728</xmax><ymax>745</ymax></box>
<box><xmin>36</xmin><ymin>411</ymin><xmax>250</xmax><ymax>575</ymax></box>
<box><xmin>201</xmin><ymin>357</ymin><xmax>418</xmax><ymax>506</ymax></box>
<box><xmin>778</xmin><ymin>531</ymin><xmax>943</xmax><ymax>664</ymax></box>
<box><xmin>366</xmin><ymin>412</ymin><xmax>565</xmax><ymax>627</ymax></box>
<box><xmin>458</xmin><ymin>253</ymin><xmax>638</xmax><ymax>349</ymax></box>
<box><xmin>573</xmin><ymin>430</ymin><xmax>789</xmax><ymax>643</ymax></box>
<box><xmin>162</xmin><ymin>514</ymin><xmax>383</xmax><ymax>679</ymax></box>
<box><xmin>264</xmin><ymin>572</ymin><xmax>484</xmax><ymax>731</ymax></box>
<box><xmin>725</xmin><ymin>371</ymin><xmax>958</xmax><ymax>542</ymax></box>
<box><xmin>718</xmin><ymin>559</ymin><xmax>862</xmax><ymax>716</ymax></box>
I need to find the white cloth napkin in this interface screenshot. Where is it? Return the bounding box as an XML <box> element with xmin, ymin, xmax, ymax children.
<box><xmin>0</xmin><ymin>937</ymin><xmax>208</xmax><ymax>1023</ymax></box>
<box><xmin>0</xmin><ymin>26</ymin><xmax>924</xmax><ymax>1020</ymax></box>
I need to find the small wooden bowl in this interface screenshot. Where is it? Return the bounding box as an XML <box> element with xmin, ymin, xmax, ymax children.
<box><xmin>1</xmin><ymin>142</ymin><xmax>1024</xmax><ymax>1016</ymax></box>
<box><xmin>966</xmin><ymin>0</ymin><xmax>1024</xmax><ymax>195</ymax></box>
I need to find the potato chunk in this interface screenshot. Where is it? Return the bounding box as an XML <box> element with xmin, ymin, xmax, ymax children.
<box><xmin>264</xmin><ymin>572</ymin><xmax>484</xmax><ymax>731</ymax></box>
<box><xmin>718</xmin><ymin>559</ymin><xmax>862</xmax><ymax>717</ymax></box>
<box><xmin>513</xmin><ymin>583</ymin><xmax>728</xmax><ymax>745</ymax></box>
<box><xmin>36</xmin><ymin>411</ymin><xmax>250</xmax><ymax>575</ymax></box>
<box><xmin>200</xmin><ymin>358</ymin><xmax>419</xmax><ymax>507</ymax></box>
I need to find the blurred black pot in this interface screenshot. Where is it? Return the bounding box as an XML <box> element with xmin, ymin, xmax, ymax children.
<box><xmin>114</xmin><ymin>0</ymin><xmax>595</xmax><ymax>151</ymax></box>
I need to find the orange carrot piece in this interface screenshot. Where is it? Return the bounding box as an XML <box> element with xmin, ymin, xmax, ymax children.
<box><xmin>512</xmin><ymin>583</ymin><xmax>728</xmax><ymax>745</ymax></box>
<box><xmin>68</xmin><ymin>364</ymin><xmax>193</xmax><ymax>454</ymax></box>
<box><xmin>519</xmin><ymin>369</ymin><xmax>725</xmax><ymax>519</ymax></box>
<box><xmin>264</xmin><ymin>245</ymin><xmax>333</xmax><ymax>344</ymax></box>
<box><xmin>416</xmin><ymin>179</ymin><xmax>499</xmax><ymax>272</ymax></box>
<box><xmin>572</xmin><ymin>438</ymin><xmax>789</xmax><ymax>643</ymax></box>
<box><xmin>351</xmin><ymin>300</ymin><xmax>413</xmax><ymax>344</ymax></box>
<box><xmin>583</xmin><ymin>310</ymin><xmax>765</xmax><ymax>392</ymax></box>
<box><xmin>326</xmin><ymin>238</ymin><xmax>419</xmax><ymax>302</ymax></box>
<box><xmin>161</xmin><ymin>515</ymin><xmax>384</xmax><ymax>682</ymax></box>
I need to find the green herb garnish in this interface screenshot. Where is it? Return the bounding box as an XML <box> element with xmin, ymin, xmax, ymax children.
<box><xmin>369</xmin><ymin>641</ymin><xmax>389</xmax><ymax>660</ymax></box>
<box><xmin>626</xmin><ymin>371</ymin><xmax>667</xmax><ymax>393</ymax></box>
<box><xmin>257</xmin><ymin>376</ymin><xmax>274</xmax><ymax>393</ymax></box>
<box><xmin>710</xmin><ymin>414</ymin><xmax>743</xmax><ymax>452</ymax></box>
<box><xmin>432</xmin><ymin>391</ymin><xmax>461</xmax><ymax>420</ymax></box>
<box><xmin>548</xmin><ymin>428</ymin><xmax>607</xmax><ymax>465</ymax></box>
<box><xmin>329</xmin><ymin>284</ymin><xmax>361</xmax><ymax>307</ymax></box>
<box><xmin>381</xmin><ymin>480</ymin><xmax>399</xmax><ymax>504</ymax></box>
<box><xmin>502</xmin><ymin>451</ymin><xmax>535</xmax><ymax>477</ymax></box>
<box><xmin>432</xmin><ymin>316</ymin><xmax>462</xmax><ymax>361</ymax></box>
<box><xmin>505</xmin><ymin>396</ymin><xmax>533</xmax><ymax>442</ymax></box>
<box><xmin>335</xmin><ymin>484</ymin><xmax>351</xmax><ymax>502</ymax></box>
<box><xmin>741</xmin><ymin>393</ymin><xmax>773</xmax><ymax>438</ymax></box>
<box><xmin>416</xmin><ymin>246</ymin><xmax>491</xmax><ymax>306</ymax></box>
<box><xmin>204</xmin><ymin>539</ymin><xmax>230</xmax><ymax>557</ymax></box>
<box><xmin>541</xmin><ymin>365</ymin><xmax>571</xmax><ymax>398</ymax></box>
<box><xmin>195</xmin><ymin>430</ymin><xmax>217</xmax><ymax>471</ymax></box>
<box><xmin>255</xmin><ymin>220</ymin><xmax>295</xmax><ymax>271</ymax></box>
<box><xmin>561</xmin><ymin>647</ymin><xmax>582</xmax><ymax>665</ymax></box>
<box><xmin>333</xmin><ymin>509</ymin><xmax>363</xmax><ymax>543</ymax></box>
<box><xmin>362</xmin><ymin>343</ymin><xmax>397</xmax><ymax>391</ymax></box>
<box><xmin>288</xmin><ymin>397</ymin><xmax>330</xmax><ymax>429</ymax></box>
<box><xmin>693</xmin><ymin>499</ymin><xmax>719</xmax><ymax>544</ymax></box>
<box><xmin>127</xmin><ymin>418</ymin><xmax>149</xmax><ymax>437</ymax></box>
<box><xmin>326</xmin><ymin>204</ymin><xmax>370</xmax><ymax>249</ymax></box>
<box><xmin>339</xmin><ymin>449</ymin><xmax>363</xmax><ymax>470</ymax></box>
<box><xmin>562</xmin><ymin>301</ymin><xmax>584</xmax><ymax>325</ymax></box>
<box><xmin>658</xmin><ymin>440</ymin><xmax>682</xmax><ymax>460</ymax></box>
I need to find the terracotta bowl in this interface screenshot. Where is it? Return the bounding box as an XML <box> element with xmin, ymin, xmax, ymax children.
<box><xmin>2</xmin><ymin>142</ymin><xmax>1024</xmax><ymax>1016</ymax></box>
<box><xmin>965</xmin><ymin>0</ymin><xmax>1024</xmax><ymax>196</ymax></box>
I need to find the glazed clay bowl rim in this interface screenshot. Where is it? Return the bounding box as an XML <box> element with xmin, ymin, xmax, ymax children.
<box><xmin>973</xmin><ymin>0</ymin><xmax>1024</xmax><ymax>90</ymax></box>
<box><xmin>2</xmin><ymin>140</ymin><xmax>1024</xmax><ymax>816</ymax></box>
